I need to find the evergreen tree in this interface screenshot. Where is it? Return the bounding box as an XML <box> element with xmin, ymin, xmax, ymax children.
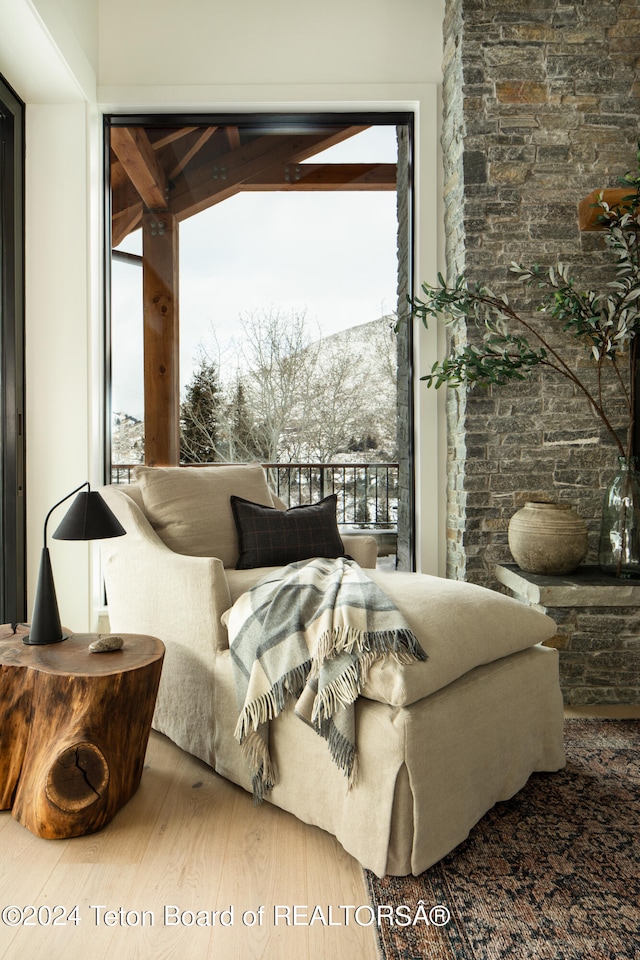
<box><xmin>226</xmin><ymin>380</ymin><xmax>263</xmax><ymax>461</ymax></box>
<box><xmin>180</xmin><ymin>358</ymin><xmax>222</xmax><ymax>463</ymax></box>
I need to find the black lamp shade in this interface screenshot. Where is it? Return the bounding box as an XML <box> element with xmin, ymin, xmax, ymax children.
<box><xmin>52</xmin><ymin>490</ymin><xmax>126</xmax><ymax>541</ymax></box>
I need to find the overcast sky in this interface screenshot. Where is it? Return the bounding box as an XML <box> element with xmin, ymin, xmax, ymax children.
<box><xmin>111</xmin><ymin>127</ymin><xmax>399</xmax><ymax>420</ymax></box>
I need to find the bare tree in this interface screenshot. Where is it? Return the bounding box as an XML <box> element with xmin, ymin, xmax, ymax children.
<box><xmin>177</xmin><ymin>308</ymin><xmax>398</xmax><ymax>467</ymax></box>
<box><xmin>231</xmin><ymin>308</ymin><xmax>322</xmax><ymax>462</ymax></box>
<box><xmin>297</xmin><ymin>334</ymin><xmax>371</xmax><ymax>461</ymax></box>
<box><xmin>299</xmin><ymin>315</ymin><xmax>398</xmax><ymax>462</ymax></box>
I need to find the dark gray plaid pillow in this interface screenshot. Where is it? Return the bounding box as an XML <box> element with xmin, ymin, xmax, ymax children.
<box><xmin>230</xmin><ymin>494</ymin><xmax>345</xmax><ymax>569</ymax></box>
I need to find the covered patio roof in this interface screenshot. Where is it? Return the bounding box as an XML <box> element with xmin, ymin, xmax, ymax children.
<box><xmin>110</xmin><ymin>121</ymin><xmax>397</xmax><ymax>465</ymax></box>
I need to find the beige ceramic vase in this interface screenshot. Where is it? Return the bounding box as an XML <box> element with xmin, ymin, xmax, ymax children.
<box><xmin>508</xmin><ymin>501</ymin><xmax>588</xmax><ymax>576</ymax></box>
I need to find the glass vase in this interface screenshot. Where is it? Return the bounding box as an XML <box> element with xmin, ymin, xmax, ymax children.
<box><xmin>598</xmin><ymin>457</ymin><xmax>640</xmax><ymax>578</ymax></box>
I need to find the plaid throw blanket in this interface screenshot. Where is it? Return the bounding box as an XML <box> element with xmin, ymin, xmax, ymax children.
<box><xmin>227</xmin><ymin>556</ymin><xmax>427</xmax><ymax>802</ymax></box>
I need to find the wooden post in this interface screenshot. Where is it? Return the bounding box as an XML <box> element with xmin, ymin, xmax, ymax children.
<box><xmin>142</xmin><ymin>211</ymin><xmax>180</xmax><ymax>465</ymax></box>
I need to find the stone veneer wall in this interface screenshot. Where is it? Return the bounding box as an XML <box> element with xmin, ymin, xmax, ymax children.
<box><xmin>442</xmin><ymin>0</ymin><xmax>640</xmax><ymax>588</ymax></box>
<box><xmin>496</xmin><ymin>564</ymin><xmax>640</xmax><ymax>704</ymax></box>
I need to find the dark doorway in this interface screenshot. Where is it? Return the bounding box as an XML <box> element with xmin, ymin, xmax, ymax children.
<box><xmin>0</xmin><ymin>75</ymin><xmax>26</xmax><ymax>622</ymax></box>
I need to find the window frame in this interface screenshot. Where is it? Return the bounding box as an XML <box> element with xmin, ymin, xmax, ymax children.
<box><xmin>0</xmin><ymin>74</ymin><xmax>26</xmax><ymax>622</ymax></box>
<box><xmin>104</xmin><ymin>111</ymin><xmax>415</xmax><ymax>563</ymax></box>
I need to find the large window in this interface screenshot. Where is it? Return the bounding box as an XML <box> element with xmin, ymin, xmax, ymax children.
<box><xmin>107</xmin><ymin>113</ymin><xmax>414</xmax><ymax>562</ymax></box>
<box><xmin>0</xmin><ymin>75</ymin><xmax>25</xmax><ymax>622</ymax></box>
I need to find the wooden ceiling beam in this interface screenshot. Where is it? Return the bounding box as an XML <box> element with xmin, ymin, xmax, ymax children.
<box><xmin>169</xmin><ymin>130</ymin><xmax>367</xmax><ymax>220</ymax></box>
<box><xmin>299</xmin><ymin>125</ymin><xmax>370</xmax><ymax>155</ymax></box>
<box><xmin>168</xmin><ymin>128</ymin><xmax>217</xmax><ymax>180</ymax></box>
<box><xmin>226</xmin><ymin>126</ymin><xmax>241</xmax><ymax>150</ymax></box>
<box><xmin>243</xmin><ymin>162</ymin><xmax>396</xmax><ymax>191</ymax></box>
<box><xmin>111</xmin><ymin>124</ymin><xmax>386</xmax><ymax>238</ymax></box>
<box><xmin>111</xmin><ymin>173</ymin><xmax>141</xmax><ymax>211</ymax></box>
<box><xmin>179</xmin><ymin>125</ymin><xmax>372</xmax><ymax>189</ymax></box>
<box><xmin>112</xmin><ymin>203</ymin><xmax>143</xmax><ymax>248</ymax></box>
<box><xmin>111</xmin><ymin>127</ymin><xmax>169</xmax><ymax>211</ymax></box>
<box><xmin>148</xmin><ymin>127</ymin><xmax>199</xmax><ymax>150</ymax></box>
<box><xmin>111</xmin><ymin>169</ymin><xmax>145</xmax><ymax>245</ymax></box>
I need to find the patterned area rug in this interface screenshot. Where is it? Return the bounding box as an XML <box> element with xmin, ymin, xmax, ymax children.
<box><xmin>364</xmin><ymin>719</ymin><xmax>640</xmax><ymax>960</ymax></box>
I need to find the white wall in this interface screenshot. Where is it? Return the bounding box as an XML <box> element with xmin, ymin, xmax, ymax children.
<box><xmin>98</xmin><ymin>0</ymin><xmax>444</xmax><ymax>89</ymax></box>
<box><xmin>1</xmin><ymin>0</ymin><xmax>446</xmax><ymax>636</ymax></box>
<box><xmin>0</xmin><ymin>0</ymin><xmax>101</xmax><ymax>630</ymax></box>
<box><xmin>25</xmin><ymin>101</ymin><xmax>98</xmax><ymax>630</ymax></box>
<box><xmin>0</xmin><ymin>0</ymin><xmax>97</xmax><ymax>101</ymax></box>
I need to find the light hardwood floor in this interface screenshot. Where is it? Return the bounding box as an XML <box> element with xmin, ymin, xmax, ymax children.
<box><xmin>0</xmin><ymin>731</ymin><xmax>378</xmax><ymax>960</ymax></box>
<box><xmin>3</xmin><ymin>707</ymin><xmax>638</xmax><ymax>960</ymax></box>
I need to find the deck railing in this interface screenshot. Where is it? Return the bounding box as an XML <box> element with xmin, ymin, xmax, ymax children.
<box><xmin>111</xmin><ymin>461</ymin><xmax>398</xmax><ymax>530</ymax></box>
<box><xmin>264</xmin><ymin>462</ymin><xmax>398</xmax><ymax>529</ymax></box>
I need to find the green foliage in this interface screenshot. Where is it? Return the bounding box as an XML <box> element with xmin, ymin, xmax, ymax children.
<box><xmin>179</xmin><ymin>358</ymin><xmax>222</xmax><ymax>463</ymax></box>
<box><xmin>410</xmin><ymin>152</ymin><xmax>640</xmax><ymax>461</ymax></box>
<box><xmin>227</xmin><ymin>380</ymin><xmax>265</xmax><ymax>461</ymax></box>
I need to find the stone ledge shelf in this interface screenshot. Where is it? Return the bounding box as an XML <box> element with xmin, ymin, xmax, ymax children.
<box><xmin>495</xmin><ymin>564</ymin><xmax>640</xmax><ymax>706</ymax></box>
<box><xmin>495</xmin><ymin>564</ymin><xmax>640</xmax><ymax>609</ymax></box>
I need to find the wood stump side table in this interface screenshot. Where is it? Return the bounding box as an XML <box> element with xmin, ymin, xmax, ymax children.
<box><xmin>0</xmin><ymin>624</ymin><xmax>164</xmax><ymax>839</ymax></box>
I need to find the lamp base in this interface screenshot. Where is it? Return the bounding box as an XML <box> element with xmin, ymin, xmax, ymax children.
<box><xmin>26</xmin><ymin>547</ymin><xmax>66</xmax><ymax>646</ymax></box>
<box><xmin>23</xmin><ymin>632</ymin><xmax>70</xmax><ymax>646</ymax></box>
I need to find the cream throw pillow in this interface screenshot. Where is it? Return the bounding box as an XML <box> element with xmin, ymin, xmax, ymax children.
<box><xmin>134</xmin><ymin>463</ymin><xmax>273</xmax><ymax>567</ymax></box>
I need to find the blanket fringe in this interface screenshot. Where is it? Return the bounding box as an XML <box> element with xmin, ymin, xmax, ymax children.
<box><xmin>311</xmin><ymin>653</ymin><xmax>376</xmax><ymax>724</ymax></box>
<box><xmin>314</xmin><ymin>716</ymin><xmax>360</xmax><ymax>788</ymax></box>
<box><xmin>230</xmin><ymin>559</ymin><xmax>428</xmax><ymax>801</ymax></box>
<box><xmin>310</xmin><ymin>626</ymin><xmax>425</xmax><ymax>723</ymax></box>
<box><xmin>314</xmin><ymin>625</ymin><xmax>425</xmax><ymax>670</ymax></box>
<box><xmin>240</xmin><ymin>728</ymin><xmax>277</xmax><ymax>803</ymax></box>
<box><xmin>235</xmin><ymin>625</ymin><xmax>426</xmax><ymax>795</ymax></box>
<box><xmin>234</xmin><ymin>661</ymin><xmax>310</xmax><ymax>742</ymax></box>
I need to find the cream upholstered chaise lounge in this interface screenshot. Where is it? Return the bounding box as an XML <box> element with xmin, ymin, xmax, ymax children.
<box><xmin>99</xmin><ymin>463</ymin><xmax>565</xmax><ymax>878</ymax></box>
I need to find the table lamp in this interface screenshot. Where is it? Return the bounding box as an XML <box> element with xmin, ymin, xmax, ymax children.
<box><xmin>24</xmin><ymin>481</ymin><xmax>126</xmax><ymax>645</ymax></box>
